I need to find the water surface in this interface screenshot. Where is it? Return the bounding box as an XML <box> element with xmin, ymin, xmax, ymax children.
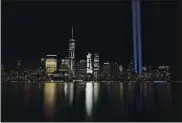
<box><xmin>2</xmin><ymin>82</ymin><xmax>182</xmax><ymax>122</ymax></box>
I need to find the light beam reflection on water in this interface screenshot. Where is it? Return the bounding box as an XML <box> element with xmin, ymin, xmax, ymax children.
<box><xmin>93</xmin><ymin>83</ymin><xmax>100</xmax><ymax>105</ymax></box>
<box><xmin>43</xmin><ymin>83</ymin><xmax>57</xmax><ymax>121</ymax></box>
<box><xmin>85</xmin><ymin>82</ymin><xmax>93</xmax><ymax>117</ymax></box>
<box><xmin>68</xmin><ymin>83</ymin><xmax>74</xmax><ymax>106</ymax></box>
<box><xmin>24</xmin><ymin>83</ymin><xmax>31</xmax><ymax>105</ymax></box>
<box><xmin>2</xmin><ymin>82</ymin><xmax>182</xmax><ymax>122</ymax></box>
<box><xmin>120</xmin><ymin>83</ymin><xmax>123</xmax><ymax>100</ymax></box>
<box><xmin>64</xmin><ymin>83</ymin><xmax>68</xmax><ymax>98</ymax></box>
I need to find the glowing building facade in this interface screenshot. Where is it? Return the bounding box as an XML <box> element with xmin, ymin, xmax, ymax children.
<box><xmin>93</xmin><ymin>53</ymin><xmax>99</xmax><ymax>78</ymax></box>
<box><xmin>45</xmin><ymin>55</ymin><xmax>57</xmax><ymax>74</ymax></box>
<box><xmin>61</xmin><ymin>57</ymin><xmax>70</xmax><ymax>67</ymax></box>
<box><xmin>68</xmin><ymin>26</ymin><xmax>76</xmax><ymax>75</ymax></box>
<box><xmin>103</xmin><ymin>62</ymin><xmax>110</xmax><ymax>74</ymax></box>
<box><xmin>110</xmin><ymin>63</ymin><xmax>121</xmax><ymax>80</ymax></box>
<box><xmin>103</xmin><ymin>62</ymin><xmax>110</xmax><ymax>80</ymax></box>
<box><xmin>59</xmin><ymin>57</ymin><xmax>70</xmax><ymax>72</ymax></box>
<box><xmin>79</xmin><ymin>60</ymin><xmax>86</xmax><ymax>78</ymax></box>
<box><xmin>87</xmin><ymin>52</ymin><xmax>93</xmax><ymax>74</ymax></box>
<box><xmin>17</xmin><ymin>60</ymin><xmax>21</xmax><ymax>70</ymax></box>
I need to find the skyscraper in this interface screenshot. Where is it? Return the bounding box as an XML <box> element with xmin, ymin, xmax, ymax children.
<box><xmin>17</xmin><ymin>60</ymin><xmax>21</xmax><ymax>70</ymax></box>
<box><xmin>45</xmin><ymin>55</ymin><xmax>57</xmax><ymax>75</ymax></box>
<box><xmin>68</xmin><ymin>26</ymin><xmax>76</xmax><ymax>75</ymax></box>
<box><xmin>58</xmin><ymin>57</ymin><xmax>71</xmax><ymax>79</ymax></box>
<box><xmin>59</xmin><ymin>57</ymin><xmax>70</xmax><ymax>72</ymax></box>
<box><xmin>87</xmin><ymin>52</ymin><xmax>93</xmax><ymax>74</ymax></box>
<box><xmin>78</xmin><ymin>60</ymin><xmax>87</xmax><ymax>79</ymax></box>
<box><xmin>61</xmin><ymin>57</ymin><xmax>70</xmax><ymax>67</ymax></box>
<box><xmin>110</xmin><ymin>63</ymin><xmax>121</xmax><ymax>81</ymax></box>
<box><xmin>103</xmin><ymin>62</ymin><xmax>110</xmax><ymax>80</ymax></box>
<box><xmin>40</xmin><ymin>58</ymin><xmax>45</xmax><ymax>69</ymax></box>
<box><xmin>93</xmin><ymin>53</ymin><xmax>99</xmax><ymax>79</ymax></box>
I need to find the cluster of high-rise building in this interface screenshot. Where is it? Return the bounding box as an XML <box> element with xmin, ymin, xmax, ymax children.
<box><xmin>1</xmin><ymin>27</ymin><xmax>171</xmax><ymax>82</ymax></box>
<box><xmin>38</xmin><ymin>27</ymin><xmax>126</xmax><ymax>81</ymax></box>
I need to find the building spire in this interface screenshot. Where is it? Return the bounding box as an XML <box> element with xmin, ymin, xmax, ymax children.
<box><xmin>72</xmin><ymin>26</ymin><xmax>73</xmax><ymax>38</ymax></box>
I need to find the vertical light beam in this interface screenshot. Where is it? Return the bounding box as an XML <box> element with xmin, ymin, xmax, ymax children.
<box><xmin>132</xmin><ymin>0</ymin><xmax>138</xmax><ymax>73</ymax></box>
<box><xmin>136</xmin><ymin>0</ymin><xmax>142</xmax><ymax>73</ymax></box>
<box><xmin>132</xmin><ymin>0</ymin><xmax>142</xmax><ymax>73</ymax></box>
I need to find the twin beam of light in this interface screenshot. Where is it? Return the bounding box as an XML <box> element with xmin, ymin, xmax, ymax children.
<box><xmin>132</xmin><ymin>0</ymin><xmax>142</xmax><ymax>73</ymax></box>
<box><xmin>132</xmin><ymin>0</ymin><xmax>138</xmax><ymax>73</ymax></box>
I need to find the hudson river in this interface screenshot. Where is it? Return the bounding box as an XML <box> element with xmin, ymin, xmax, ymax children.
<box><xmin>2</xmin><ymin>82</ymin><xmax>182</xmax><ymax>122</ymax></box>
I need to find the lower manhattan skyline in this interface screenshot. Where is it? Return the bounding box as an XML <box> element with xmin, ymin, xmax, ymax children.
<box><xmin>2</xmin><ymin>0</ymin><xmax>182</xmax><ymax>122</ymax></box>
<box><xmin>2</xmin><ymin>1</ymin><xmax>180</xmax><ymax>80</ymax></box>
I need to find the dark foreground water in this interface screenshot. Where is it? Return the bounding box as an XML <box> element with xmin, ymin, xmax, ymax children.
<box><xmin>2</xmin><ymin>82</ymin><xmax>182</xmax><ymax>122</ymax></box>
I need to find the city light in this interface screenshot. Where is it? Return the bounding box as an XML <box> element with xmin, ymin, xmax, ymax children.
<box><xmin>85</xmin><ymin>82</ymin><xmax>93</xmax><ymax>116</ymax></box>
<box><xmin>1</xmin><ymin>25</ymin><xmax>172</xmax><ymax>82</ymax></box>
<box><xmin>43</xmin><ymin>83</ymin><xmax>57</xmax><ymax>120</ymax></box>
<box><xmin>45</xmin><ymin>57</ymin><xmax>57</xmax><ymax>74</ymax></box>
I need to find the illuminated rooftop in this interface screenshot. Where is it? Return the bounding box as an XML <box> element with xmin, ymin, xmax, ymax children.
<box><xmin>46</xmin><ymin>55</ymin><xmax>57</xmax><ymax>57</ymax></box>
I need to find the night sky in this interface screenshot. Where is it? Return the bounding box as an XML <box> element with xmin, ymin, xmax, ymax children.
<box><xmin>2</xmin><ymin>1</ymin><xmax>180</xmax><ymax>79</ymax></box>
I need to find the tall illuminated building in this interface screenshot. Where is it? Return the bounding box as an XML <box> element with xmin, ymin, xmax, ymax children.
<box><xmin>103</xmin><ymin>62</ymin><xmax>110</xmax><ymax>74</ymax></box>
<box><xmin>79</xmin><ymin>60</ymin><xmax>86</xmax><ymax>78</ymax></box>
<box><xmin>45</xmin><ymin>55</ymin><xmax>57</xmax><ymax>75</ymax></box>
<box><xmin>103</xmin><ymin>62</ymin><xmax>110</xmax><ymax>80</ymax></box>
<box><xmin>93</xmin><ymin>53</ymin><xmax>99</xmax><ymax>79</ymax></box>
<box><xmin>61</xmin><ymin>57</ymin><xmax>70</xmax><ymax>67</ymax></box>
<box><xmin>87</xmin><ymin>52</ymin><xmax>93</xmax><ymax>74</ymax></box>
<box><xmin>59</xmin><ymin>57</ymin><xmax>70</xmax><ymax>72</ymax></box>
<box><xmin>129</xmin><ymin>60</ymin><xmax>134</xmax><ymax>72</ymax></box>
<box><xmin>119</xmin><ymin>65</ymin><xmax>124</xmax><ymax>73</ymax></box>
<box><xmin>40</xmin><ymin>58</ymin><xmax>45</xmax><ymax>69</ymax></box>
<box><xmin>110</xmin><ymin>63</ymin><xmax>121</xmax><ymax>80</ymax></box>
<box><xmin>17</xmin><ymin>60</ymin><xmax>21</xmax><ymax>70</ymax></box>
<box><xmin>68</xmin><ymin>26</ymin><xmax>76</xmax><ymax>75</ymax></box>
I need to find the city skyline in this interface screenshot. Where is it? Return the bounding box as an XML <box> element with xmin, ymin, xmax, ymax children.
<box><xmin>2</xmin><ymin>1</ymin><xmax>180</xmax><ymax>79</ymax></box>
<box><xmin>1</xmin><ymin>1</ymin><xmax>182</xmax><ymax>122</ymax></box>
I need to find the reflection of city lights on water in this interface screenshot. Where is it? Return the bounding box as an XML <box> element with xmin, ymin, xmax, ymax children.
<box><xmin>144</xmin><ymin>83</ymin><xmax>148</xmax><ymax>97</ymax></box>
<box><xmin>24</xmin><ymin>83</ymin><xmax>31</xmax><ymax>105</ymax></box>
<box><xmin>64</xmin><ymin>83</ymin><xmax>68</xmax><ymax>98</ymax></box>
<box><xmin>166</xmin><ymin>83</ymin><xmax>172</xmax><ymax>102</ymax></box>
<box><xmin>15</xmin><ymin>83</ymin><xmax>18</xmax><ymax>93</ymax></box>
<box><xmin>139</xmin><ymin>83</ymin><xmax>142</xmax><ymax>94</ymax></box>
<box><xmin>93</xmin><ymin>83</ymin><xmax>99</xmax><ymax>104</ymax></box>
<box><xmin>43</xmin><ymin>83</ymin><xmax>57</xmax><ymax>121</ymax></box>
<box><xmin>128</xmin><ymin>83</ymin><xmax>132</xmax><ymax>92</ymax></box>
<box><xmin>120</xmin><ymin>83</ymin><xmax>123</xmax><ymax>100</ymax></box>
<box><xmin>85</xmin><ymin>82</ymin><xmax>93</xmax><ymax>116</ymax></box>
<box><xmin>69</xmin><ymin>83</ymin><xmax>74</xmax><ymax>106</ymax></box>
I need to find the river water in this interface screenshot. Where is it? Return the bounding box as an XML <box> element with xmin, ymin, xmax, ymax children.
<box><xmin>2</xmin><ymin>82</ymin><xmax>182</xmax><ymax>122</ymax></box>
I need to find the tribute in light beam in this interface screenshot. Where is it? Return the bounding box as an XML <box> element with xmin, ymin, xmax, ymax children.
<box><xmin>136</xmin><ymin>0</ymin><xmax>142</xmax><ymax>73</ymax></box>
<box><xmin>132</xmin><ymin>0</ymin><xmax>138</xmax><ymax>73</ymax></box>
<box><xmin>132</xmin><ymin>0</ymin><xmax>142</xmax><ymax>73</ymax></box>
